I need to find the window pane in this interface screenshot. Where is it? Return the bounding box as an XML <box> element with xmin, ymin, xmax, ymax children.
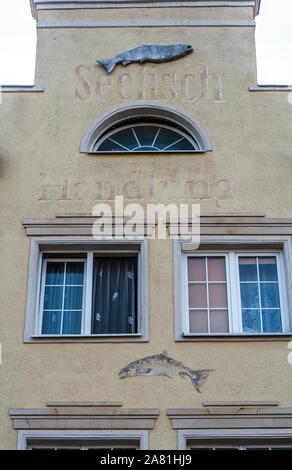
<box><xmin>258</xmin><ymin>257</ymin><xmax>278</xmax><ymax>281</ymax></box>
<box><xmin>210</xmin><ymin>310</ymin><xmax>229</xmax><ymax>333</ymax></box>
<box><xmin>43</xmin><ymin>286</ymin><xmax>63</xmax><ymax>310</ymax></box>
<box><xmin>188</xmin><ymin>257</ymin><xmax>206</xmax><ymax>281</ymax></box>
<box><xmin>133</xmin><ymin>126</ymin><xmax>160</xmax><ymax>147</ymax></box>
<box><xmin>64</xmin><ymin>286</ymin><xmax>83</xmax><ymax>310</ymax></box>
<box><xmin>260</xmin><ymin>283</ymin><xmax>280</xmax><ymax>309</ymax></box>
<box><xmin>46</xmin><ymin>262</ymin><xmax>64</xmax><ymax>285</ymax></box>
<box><xmin>109</xmin><ymin>128</ymin><xmax>137</xmax><ymax>150</ymax></box>
<box><xmin>240</xmin><ymin>283</ymin><xmax>259</xmax><ymax>308</ymax></box>
<box><xmin>164</xmin><ymin>137</ymin><xmax>194</xmax><ymax>151</ymax></box>
<box><xmin>209</xmin><ymin>284</ymin><xmax>228</xmax><ymax>308</ymax></box>
<box><xmin>239</xmin><ymin>257</ymin><xmax>257</xmax><ymax>281</ymax></box>
<box><xmin>42</xmin><ymin>311</ymin><xmax>61</xmax><ymax>334</ymax></box>
<box><xmin>242</xmin><ymin>309</ymin><xmax>261</xmax><ymax>333</ymax></box>
<box><xmin>208</xmin><ymin>257</ymin><xmax>226</xmax><ymax>282</ymax></box>
<box><xmin>262</xmin><ymin>309</ymin><xmax>282</xmax><ymax>333</ymax></box>
<box><xmin>66</xmin><ymin>262</ymin><xmax>84</xmax><ymax>285</ymax></box>
<box><xmin>98</xmin><ymin>139</ymin><xmax>128</xmax><ymax>152</ymax></box>
<box><xmin>92</xmin><ymin>257</ymin><xmax>137</xmax><ymax>334</ymax></box>
<box><xmin>96</xmin><ymin>125</ymin><xmax>198</xmax><ymax>152</ymax></box>
<box><xmin>62</xmin><ymin>311</ymin><xmax>82</xmax><ymax>334</ymax></box>
<box><xmin>188</xmin><ymin>284</ymin><xmax>207</xmax><ymax>308</ymax></box>
<box><xmin>154</xmin><ymin>127</ymin><xmax>182</xmax><ymax>150</ymax></box>
<box><xmin>189</xmin><ymin>310</ymin><xmax>208</xmax><ymax>333</ymax></box>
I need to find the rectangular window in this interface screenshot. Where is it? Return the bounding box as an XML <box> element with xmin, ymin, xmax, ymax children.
<box><xmin>188</xmin><ymin>256</ymin><xmax>229</xmax><ymax>334</ymax></box>
<box><xmin>17</xmin><ymin>430</ymin><xmax>149</xmax><ymax>450</ymax></box>
<box><xmin>27</xmin><ymin>438</ymin><xmax>140</xmax><ymax>450</ymax></box>
<box><xmin>39</xmin><ymin>254</ymin><xmax>138</xmax><ymax>336</ymax></box>
<box><xmin>181</xmin><ymin>250</ymin><xmax>290</xmax><ymax>336</ymax></box>
<box><xmin>186</xmin><ymin>438</ymin><xmax>292</xmax><ymax>450</ymax></box>
<box><xmin>24</xmin><ymin>238</ymin><xmax>148</xmax><ymax>342</ymax></box>
<box><xmin>91</xmin><ymin>255</ymin><xmax>137</xmax><ymax>335</ymax></box>
<box><xmin>41</xmin><ymin>260</ymin><xmax>85</xmax><ymax>335</ymax></box>
<box><xmin>239</xmin><ymin>256</ymin><xmax>282</xmax><ymax>333</ymax></box>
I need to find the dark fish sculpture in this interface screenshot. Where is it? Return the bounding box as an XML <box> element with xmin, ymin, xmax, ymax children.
<box><xmin>118</xmin><ymin>351</ymin><xmax>213</xmax><ymax>393</ymax></box>
<box><xmin>97</xmin><ymin>44</ymin><xmax>193</xmax><ymax>74</ymax></box>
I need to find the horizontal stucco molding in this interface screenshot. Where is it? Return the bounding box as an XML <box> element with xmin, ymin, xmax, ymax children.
<box><xmin>167</xmin><ymin>406</ymin><xmax>292</xmax><ymax>429</ymax></box>
<box><xmin>12</xmin><ymin>418</ymin><xmax>157</xmax><ymax>430</ymax></box>
<box><xmin>10</xmin><ymin>405</ymin><xmax>160</xmax><ymax>430</ymax></box>
<box><xmin>203</xmin><ymin>401</ymin><xmax>280</xmax><ymax>407</ymax></box>
<box><xmin>170</xmin><ymin>417</ymin><xmax>292</xmax><ymax>429</ymax></box>
<box><xmin>168</xmin><ymin>407</ymin><xmax>292</xmax><ymax>416</ymax></box>
<box><xmin>47</xmin><ymin>401</ymin><xmax>123</xmax><ymax>407</ymax></box>
<box><xmin>32</xmin><ymin>0</ymin><xmax>256</xmax><ymax>7</ymax></box>
<box><xmin>23</xmin><ymin>215</ymin><xmax>292</xmax><ymax>237</ymax></box>
<box><xmin>30</xmin><ymin>1</ymin><xmax>258</xmax><ymax>18</ymax></box>
<box><xmin>23</xmin><ymin>219</ymin><xmax>155</xmax><ymax>237</ymax></box>
<box><xmin>10</xmin><ymin>408</ymin><xmax>159</xmax><ymax>416</ymax></box>
<box><xmin>36</xmin><ymin>20</ymin><xmax>256</xmax><ymax>28</ymax></box>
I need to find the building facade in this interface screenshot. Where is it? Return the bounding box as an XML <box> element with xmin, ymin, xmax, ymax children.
<box><xmin>2</xmin><ymin>0</ymin><xmax>292</xmax><ymax>450</ymax></box>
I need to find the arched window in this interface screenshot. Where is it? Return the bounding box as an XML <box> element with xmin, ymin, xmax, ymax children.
<box><xmin>95</xmin><ymin>123</ymin><xmax>199</xmax><ymax>153</ymax></box>
<box><xmin>80</xmin><ymin>101</ymin><xmax>211</xmax><ymax>154</ymax></box>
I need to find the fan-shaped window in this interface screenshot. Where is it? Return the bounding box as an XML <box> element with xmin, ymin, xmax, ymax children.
<box><xmin>94</xmin><ymin>123</ymin><xmax>199</xmax><ymax>153</ymax></box>
<box><xmin>80</xmin><ymin>101</ymin><xmax>212</xmax><ymax>154</ymax></box>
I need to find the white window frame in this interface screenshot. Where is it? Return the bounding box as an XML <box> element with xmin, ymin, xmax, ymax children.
<box><xmin>174</xmin><ymin>236</ymin><xmax>292</xmax><ymax>340</ymax></box>
<box><xmin>17</xmin><ymin>430</ymin><xmax>148</xmax><ymax>450</ymax></box>
<box><xmin>182</xmin><ymin>252</ymin><xmax>232</xmax><ymax>335</ymax></box>
<box><xmin>178</xmin><ymin>429</ymin><xmax>292</xmax><ymax>450</ymax></box>
<box><xmin>80</xmin><ymin>101</ymin><xmax>212</xmax><ymax>153</ymax></box>
<box><xmin>24</xmin><ymin>237</ymin><xmax>148</xmax><ymax>342</ymax></box>
<box><xmin>39</xmin><ymin>257</ymin><xmax>87</xmax><ymax>335</ymax></box>
<box><xmin>234</xmin><ymin>251</ymin><xmax>290</xmax><ymax>334</ymax></box>
<box><xmin>93</xmin><ymin>122</ymin><xmax>201</xmax><ymax>153</ymax></box>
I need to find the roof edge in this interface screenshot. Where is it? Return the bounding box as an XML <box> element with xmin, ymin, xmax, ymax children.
<box><xmin>254</xmin><ymin>0</ymin><xmax>261</xmax><ymax>17</ymax></box>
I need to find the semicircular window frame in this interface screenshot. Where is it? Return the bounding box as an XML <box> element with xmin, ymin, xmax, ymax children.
<box><xmin>94</xmin><ymin>122</ymin><xmax>200</xmax><ymax>153</ymax></box>
<box><xmin>80</xmin><ymin>102</ymin><xmax>212</xmax><ymax>154</ymax></box>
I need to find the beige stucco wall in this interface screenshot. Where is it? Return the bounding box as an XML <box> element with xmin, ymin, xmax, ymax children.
<box><xmin>1</xmin><ymin>3</ymin><xmax>292</xmax><ymax>450</ymax></box>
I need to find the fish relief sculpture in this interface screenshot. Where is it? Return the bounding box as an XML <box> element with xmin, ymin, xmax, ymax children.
<box><xmin>97</xmin><ymin>44</ymin><xmax>193</xmax><ymax>74</ymax></box>
<box><xmin>118</xmin><ymin>351</ymin><xmax>213</xmax><ymax>393</ymax></box>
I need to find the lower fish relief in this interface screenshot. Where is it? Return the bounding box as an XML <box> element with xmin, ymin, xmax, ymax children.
<box><xmin>118</xmin><ymin>352</ymin><xmax>213</xmax><ymax>393</ymax></box>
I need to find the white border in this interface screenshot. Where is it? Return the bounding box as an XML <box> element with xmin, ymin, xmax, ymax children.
<box><xmin>178</xmin><ymin>428</ymin><xmax>292</xmax><ymax>449</ymax></box>
<box><xmin>17</xmin><ymin>430</ymin><xmax>148</xmax><ymax>450</ymax></box>
<box><xmin>39</xmin><ymin>258</ymin><xmax>86</xmax><ymax>335</ymax></box>
<box><xmin>182</xmin><ymin>252</ymin><xmax>230</xmax><ymax>334</ymax></box>
<box><xmin>80</xmin><ymin>101</ymin><xmax>212</xmax><ymax>154</ymax></box>
<box><xmin>24</xmin><ymin>237</ymin><xmax>148</xmax><ymax>342</ymax></box>
<box><xmin>174</xmin><ymin>236</ymin><xmax>292</xmax><ymax>340</ymax></box>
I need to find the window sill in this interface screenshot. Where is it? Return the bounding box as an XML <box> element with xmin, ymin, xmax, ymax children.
<box><xmin>86</xmin><ymin>150</ymin><xmax>207</xmax><ymax>154</ymax></box>
<box><xmin>249</xmin><ymin>85</ymin><xmax>292</xmax><ymax>92</ymax></box>
<box><xmin>178</xmin><ymin>332</ymin><xmax>292</xmax><ymax>342</ymax></box>
<box><xmin>26</xmin><ymin>333</ymin><xmax>148</xmax><ymax>343</ymax></box>
<box><xmin>1</xmin><ymin>85</ymin><xmax>44</xmax><ymax>93</ymax></box>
